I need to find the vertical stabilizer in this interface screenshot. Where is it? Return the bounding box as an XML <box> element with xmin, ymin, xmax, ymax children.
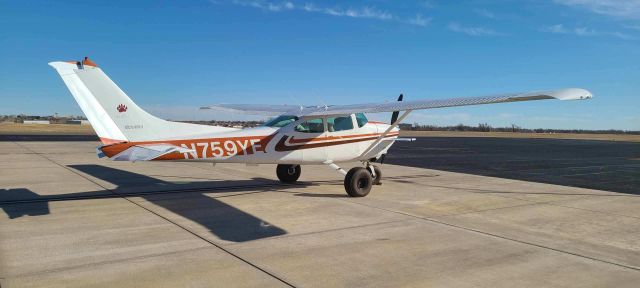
<box><xmin>49</xmin><ymin>58</ymin><xmax>236</xmax><ymax>144</ymax></box>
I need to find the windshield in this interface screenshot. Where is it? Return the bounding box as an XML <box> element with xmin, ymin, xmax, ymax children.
<box><xmin>263</xmin><ymin>115</ymin><xmax>299</xmax><ymax>127</ymax></box>
<box><xmin>355</xmin><ymin>113</ymin><xmax>368</xmax><ymax>127</ymax></box>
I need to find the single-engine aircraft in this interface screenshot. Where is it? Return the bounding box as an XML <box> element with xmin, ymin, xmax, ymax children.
<box><xmin>50</xmin><ymin>58</ymin><xmax>592</xmax><ymax>197</ymax></box>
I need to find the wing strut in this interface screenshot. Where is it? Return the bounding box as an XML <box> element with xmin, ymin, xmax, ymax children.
<box><xmin>359</xmin><ymin>110</ymin><xmax>412</xmax><ymax>159</ymax></box>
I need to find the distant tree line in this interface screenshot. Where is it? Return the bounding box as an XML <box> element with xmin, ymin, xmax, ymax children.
<box><xmin>181</xmin><ymin>120</ymin><xmax>265</xmax><ymax>128</ymax></box>
<box><xmin>1</xmin><ymin>114</ymin><xmax>87</xmax><ymax>123</ymax></box>
<box><xmin>404</xmin><ymin>123</ymin><xmax>640</xmax><ymax>135</ymax></box>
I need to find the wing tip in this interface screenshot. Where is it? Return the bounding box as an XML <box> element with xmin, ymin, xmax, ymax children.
<box><xmin>553</xmin><ymin>88</ymin><xmax>593</xmax><ymax>100</ymax></box>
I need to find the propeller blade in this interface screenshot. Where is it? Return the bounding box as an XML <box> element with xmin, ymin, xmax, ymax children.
<box><xmin>390</xmin><ymin>93</ymin><xmax>403</xmax><ymax>124</ymax></box>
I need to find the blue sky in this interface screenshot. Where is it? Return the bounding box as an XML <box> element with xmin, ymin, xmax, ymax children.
<box><xmin>1</xmin><ymin>0</ymin><xmax>639</xmax><ymax>130</ymax></box>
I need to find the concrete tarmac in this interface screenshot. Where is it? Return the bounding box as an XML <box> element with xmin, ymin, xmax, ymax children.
<box><xmin>1</xmin><ymin>141</ymin><xmax>639</xmax><ymax>287</ymax></box>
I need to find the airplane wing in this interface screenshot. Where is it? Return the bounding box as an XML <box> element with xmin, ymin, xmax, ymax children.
<box><xmin>200</xmin><ymin>104</ymin><xmax>304</xmax><ymax>116</ymax></box>
<box><xmin>201</xmin><ymin>88</ymin><xmax>592</xmax><ymax>117</ymax></box>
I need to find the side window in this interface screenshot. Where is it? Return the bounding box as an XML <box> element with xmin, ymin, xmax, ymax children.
<box><xmin>355</xmin><ymin>113</ymin><xmax>368</xmax><ymax>128</ymax></box>
<box><xmin>327</xmin><ymin>116</ymin><xmax>354</xmax><ymax>132</ymax></box>
<box><xmin>295</xmin><ymin>118</ymin><xmax>325</xmax><ymax>133</ymax></box>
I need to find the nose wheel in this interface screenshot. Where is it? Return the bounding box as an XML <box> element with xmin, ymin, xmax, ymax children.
<box><xmin>343</xmin><ymin>164</ymin><xmax>382</xmax><ymax>197</ymax></box>
<box><xmin>344</xmin><ymin>167</ymin><xmax>373</xmax><ymax>197</ymax></box>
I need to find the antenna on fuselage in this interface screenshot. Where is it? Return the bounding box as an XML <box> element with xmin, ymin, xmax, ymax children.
<box><xmin>315</xmin><ymin>95</ymin><xmax>328</xmax><ymax>110</ymax></box>
<box><xmin>287</xmin><ymin>94</ymin><xmax>304</xmax><ymax>112</ymax></box>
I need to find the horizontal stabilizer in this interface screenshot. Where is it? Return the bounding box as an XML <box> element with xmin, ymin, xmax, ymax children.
<box><xmin>109</xmin><ymin>144</ymin><xmax>195</xmax><ymax>161</ymax></box>
<box><xmin>393</xmin><ymin>137</ymin><xmax>416</xmax><ymax>142</ymax></box>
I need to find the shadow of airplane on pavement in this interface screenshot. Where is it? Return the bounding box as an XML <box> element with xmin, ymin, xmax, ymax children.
<box><xmin>0</xmin><ymin>188</ymin><xmax>51</xmax><ymax>219</ymax></box>
<box><xmin>0</xmin><ymin>164</ymin><xmax>311</xmax><ymax>242</ymax></box>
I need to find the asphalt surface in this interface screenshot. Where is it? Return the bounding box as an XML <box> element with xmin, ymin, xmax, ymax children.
<box><xmin>387</xmin><ymin>137</ymin><xmax>640</xmax><ymax>195</ymax></box>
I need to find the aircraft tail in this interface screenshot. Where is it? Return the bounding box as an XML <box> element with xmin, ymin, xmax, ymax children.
<box><xmin>49</xmin><ymin>58</ymin><xmax>235</xmax><ymax>144</ymax></box>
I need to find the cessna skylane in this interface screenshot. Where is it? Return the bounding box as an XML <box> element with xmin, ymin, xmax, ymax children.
<box><xmin>50</xmin><ymin>58</ymin><xmax>592</xmax><ymax>197</ymax></box>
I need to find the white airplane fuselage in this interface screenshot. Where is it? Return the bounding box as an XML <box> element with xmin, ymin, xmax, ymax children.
<box><xmin>99</xmin><ymin>116</ymin><xmax>399</xmax><ymax>164</ymax></box>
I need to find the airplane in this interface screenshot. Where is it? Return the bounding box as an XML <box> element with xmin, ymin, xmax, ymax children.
<box><xmin>49</xmin><ymin>57</ymin><xmax>592</xmax><ymax>197</ymax></box>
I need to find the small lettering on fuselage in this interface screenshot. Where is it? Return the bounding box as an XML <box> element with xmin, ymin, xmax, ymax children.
<box><xmin>124</xmin><ymin>124</ymin><xmax>143</xmax><ymax>130</ymax></box>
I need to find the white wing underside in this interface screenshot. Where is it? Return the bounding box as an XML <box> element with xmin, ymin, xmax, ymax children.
<box><xmin>202</xmin><ymin>88</ymin><xmax>592</xmax><ymax>117</ymax></box>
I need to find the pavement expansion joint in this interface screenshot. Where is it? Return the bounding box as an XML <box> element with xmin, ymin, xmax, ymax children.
<box><xmin>5</xmin><ymin>246</ymin><xmax>213</xmax><ymax>279</ymax></box>
<box><xmin>343</xmin><ymin>199</ymin><xmax>640</xmax><ymax>272</ymax></box>
<box><xmin>416</xmin><ymin>183</ymin><xmax>640</xmax><ymax>220</ymax></box>
<box><xmin>224</xmin><ymin>219</ymin><xmax>410</xmax><ymax>247</ymax></box>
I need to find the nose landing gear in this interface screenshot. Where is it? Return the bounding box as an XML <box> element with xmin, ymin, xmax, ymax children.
<box><xmin>343</xmin><ymin>162</ymin><xmax>381</xmax><ymax>197</ymax></box>
<box><xmin>370</xmin><ymin>165</ymin><xmax>382</xmax><ymax>186</ymax></box>
<box><xmin>278</xmin><ymin>161</ymin><xmax>382</xmax><ymax>197</ymax></box>
<box><xmin>344</xmin><ymin>167</ymin><xmax>373</xmax><ymax>197</ymax></box>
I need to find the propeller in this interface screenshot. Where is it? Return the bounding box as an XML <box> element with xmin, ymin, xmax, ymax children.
<box><xmin>390</xmin><ymin>93</ymin><xmax>404</xmax><ymax>124</ymax></box>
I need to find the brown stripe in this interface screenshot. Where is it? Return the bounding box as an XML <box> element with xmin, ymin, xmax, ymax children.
<box><xmin>288</xmin><ymin>132</ymin><xmax>387</xmax><ymax>144</ymax></box>
<box><xmin>275</xmin><ymin>134</ymin><xmax>398</xmax><ymax>152</ymax></box>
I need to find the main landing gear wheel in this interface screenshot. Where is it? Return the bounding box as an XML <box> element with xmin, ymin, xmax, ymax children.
<box><xmin>276</xmin><ymin>164</ymin><xmax>301</xmax><ymax>183</ymax></box>
<box><xmin>344</xmin><ymin>167</ymin><xmax>373</xmax><ymax>197</ymax></box>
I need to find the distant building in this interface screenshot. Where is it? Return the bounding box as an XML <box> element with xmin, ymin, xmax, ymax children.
<box><xmin>23</xmin><ymin>120</ymin><xmax>50</xmax><ymax>125</ymax></box>
<box><xmin>398</xmin><ymin>123</ymin><xmax>412</xmax><ymax>130</ymax></box>
<box><xmin>66</xmin><ymin>120</ymin><xmax>91</xmax><ymax>125</ymax></box>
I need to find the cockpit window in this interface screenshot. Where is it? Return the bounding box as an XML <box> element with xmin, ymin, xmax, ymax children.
<box><xmin>355</xmin><ymin>113</ymin><xmax>368</xmax><ymax>128</ymax></box>
<box><xmin>263</xmin><ymin>115</ymin><xmax>298</xmax><ymax>127</ymax></box>
<box><xmin>295</xmin><ymin>118</ymin><xmax>325</xmax><ymax>133</ymax></box>
<box><xmin>327</xmin><ymin>116</ymin><xmax>354</xmax><ymax>132</ymax></box>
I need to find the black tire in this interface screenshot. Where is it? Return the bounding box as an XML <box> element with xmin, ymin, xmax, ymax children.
<box><xmin>372</xmin><ymin>166</ymin><xmax>382</xmax><ymax>185</ymax></box>
<box><xmin>276</xmin><ymin>164</ymin><xmax>301</xmax><ymax>183</ymax></box>
<box><xmin>344</xmin><ymin>167</ymin><xmax>373</xmax><ymax>197</ymax></box>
